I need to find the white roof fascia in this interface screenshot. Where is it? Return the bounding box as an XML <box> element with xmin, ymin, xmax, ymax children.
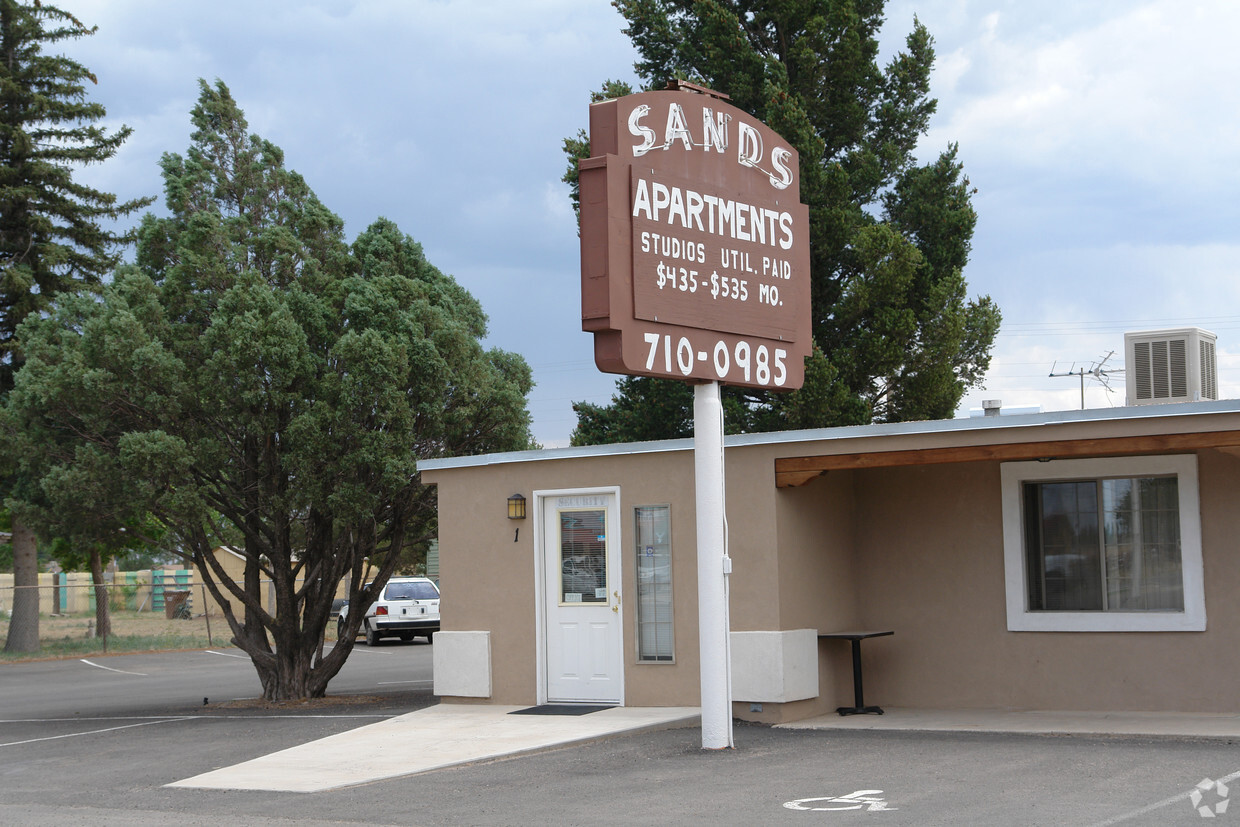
<box><xmin>729</xmin><ymin>398</ymin><xmax>1240</xmax><ymax>447</ymax></box>
<box><xmin>417</xmin><ymin>399</ymin><xmax>1240</xmax><ymax>473</ymax></box>
<box><xmin>418</xmin><ymin>437</ymin><xmax>694</xmax><ymax>472</ymax></box>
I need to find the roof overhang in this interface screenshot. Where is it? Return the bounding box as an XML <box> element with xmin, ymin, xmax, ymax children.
<box><xmin>775</xmin><ymin>428</ymin><xmax>1240</xmax><ymax>487</ymax></box>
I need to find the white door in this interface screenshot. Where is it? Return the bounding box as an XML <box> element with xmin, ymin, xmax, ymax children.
<box><xmin>542</xmin><ymin>493</ymin><xmax>623</xmax><ymax>704</ymax></box>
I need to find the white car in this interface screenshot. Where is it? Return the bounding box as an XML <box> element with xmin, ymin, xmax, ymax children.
<box><xmin>337</xmin><ymin>576</ymin><xmax>440</xmax><ymax>645</ymax></box>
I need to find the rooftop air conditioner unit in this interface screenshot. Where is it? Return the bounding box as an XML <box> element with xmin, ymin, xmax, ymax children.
<box><xmin>1124</xmin><ymin>327</ymin><xmax>1217</xmax><ymax>406</ymax></box>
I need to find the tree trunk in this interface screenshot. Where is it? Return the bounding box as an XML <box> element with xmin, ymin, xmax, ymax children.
<box><xmin>259</xmin><ymin>641</ymin><xmax>316</xmax><ymax>701</ymax></box>
<box><xmin>3</xmin><ymin>519</ymin><xmax>40</xmax><ymax>653</ymax></box>
<box><xmin>89</xmin><ymin>548</ymin><xmax>111</xmax><ymax>639</ymax></box>
<box><xmin>241</xmin><ymin>551</ymin><xmax>270</xmax><ymax>653</ymax></box>
<box><xmin>247</xmin><ymin>582</ymin><xmax>354</xmax><ymax>701</ymax></box>
<box><xmin>195</xmin><ymin>531</ymin><xmax>385</xmax><ymax>702</ymax></box>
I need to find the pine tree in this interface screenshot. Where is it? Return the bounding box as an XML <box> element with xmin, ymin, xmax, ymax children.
<box><xmin>1</xmin><ymin>0</ymin><xmax>151</xmax><ymax>390</ymax></box>
<box><xmin>1</xmin><ymin>0</ymin><xmax>150</xmax><ymax>653</ymax></box>
<box><xmin>566</xmin><ymin>0</ymin><xmax>1001</xmax><ymax>443</ymax></box>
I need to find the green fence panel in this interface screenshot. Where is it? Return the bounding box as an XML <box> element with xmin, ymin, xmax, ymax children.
<box><xmin>152</xmin><ymin>569</ymin><xmax>193</xmax><ymax>614</ymax></box>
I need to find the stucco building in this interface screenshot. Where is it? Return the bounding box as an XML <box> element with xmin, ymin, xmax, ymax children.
<box><xmin>421</xmin><ymin>399</ymin><xmax>1240</xmax><ymax>724</ymax></box>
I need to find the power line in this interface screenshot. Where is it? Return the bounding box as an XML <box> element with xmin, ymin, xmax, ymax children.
<box><xmin>1002</xmin><ymin>314</ymin><xmax>1240</xmax><ymax>329</ymax></box>
<box><xmin>1000</xmin><ymin>316</ymin><xmax>1240</xmax><ymax>339</ymax></box>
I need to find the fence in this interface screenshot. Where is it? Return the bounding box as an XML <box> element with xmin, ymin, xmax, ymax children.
<box><xmin>0</xmin><ymin>577</ymin><xmax>348</xmax><ymax>660</ymax></box>
<box><xmin>0</xmin><ymin>569</ymin><xmax>195</xmax><ymax>615</ymax></box>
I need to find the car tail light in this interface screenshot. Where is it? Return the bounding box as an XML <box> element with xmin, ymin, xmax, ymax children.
<box><xmin>376</xmin><ymin>606</ymin><xmax>388</xmax><ymax>616</ymax></box>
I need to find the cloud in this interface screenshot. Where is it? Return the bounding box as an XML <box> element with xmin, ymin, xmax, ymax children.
<box><xmin>55</xmin><ymin>1</ymin><xmax>1240</xmax><ymax>439</ymax></box>
<box><xmin>959</xmin><ymin>237</ymin><xmax>1240</xmax><ymax>417</ymax></box>
<box><xmin>922</xmin><ymin>1</ymin><xmax>1240</xmax><ymax>194</ymax></box>
<box><xmin>875</xmin><ymin>1</ymin><xmax>1240</xmax><ymax>417</ymax></box>
<box><xmin>48</xmin><ymin>0</ymin><xmax>642</xmax><ymax>446</ymax></box>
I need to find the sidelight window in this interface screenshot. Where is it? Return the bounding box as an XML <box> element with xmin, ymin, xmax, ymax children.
<box><xmin>634</xmin><ymin>505</ymin><xmax>674</xmax><ymax>661</ymax></box>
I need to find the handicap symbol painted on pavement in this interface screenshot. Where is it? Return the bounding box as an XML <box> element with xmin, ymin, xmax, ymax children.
<box><xmin>784</xmin><ymin>790</ymin><xmax>897</xmax><ymax>812</ymax></box>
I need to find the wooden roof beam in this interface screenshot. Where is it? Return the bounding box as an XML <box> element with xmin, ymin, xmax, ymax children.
<box><xmin>774</xmin><ymin>430</ymin><xmax>1240</xmax><ymax>487</ymax></box>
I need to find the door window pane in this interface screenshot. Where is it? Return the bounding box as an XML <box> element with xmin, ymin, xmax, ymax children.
<box><xmin>559</xmin><ymin>509</ymin><xmax>607</xmax><ymax>604</ymax></box>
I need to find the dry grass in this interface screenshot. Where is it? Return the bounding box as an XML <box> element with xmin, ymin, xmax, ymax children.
<box><xmin>41</xmin><ymin>610</ymin><xmax>211</xmax><ymax>638</ymax></box>
<box><xmin>0</xmin><ymin>609</ymin><xmax>341</xmax><ymax>662</ymax></box>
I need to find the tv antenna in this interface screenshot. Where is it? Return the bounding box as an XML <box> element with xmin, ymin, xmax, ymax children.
<box><xmin>1049</xmin><ymin>351</ymin><xmax>1124</xmax><ymax>410</ymax></box>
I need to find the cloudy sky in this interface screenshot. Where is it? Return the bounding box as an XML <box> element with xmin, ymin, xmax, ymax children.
<box><xmin>63</xmin><ymin>0</ymin><xmax>1240</xmax><ymax>446</ymax></box>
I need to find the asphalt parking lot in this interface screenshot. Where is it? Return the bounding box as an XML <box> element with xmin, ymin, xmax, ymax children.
<box><xmin>0</xmin><ymin>639</ymin><xmax>435</xmax><ymax>719</ymax></box>
<box><xmin>2</xmin><ymin>646</ymin><xmax>1237</xmax><ymax>825</ymax></box>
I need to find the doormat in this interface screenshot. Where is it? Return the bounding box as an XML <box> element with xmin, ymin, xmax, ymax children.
<box><xmin>509</xmin><ymin>705</ymin><xmax>613</xmax><ymax>716</ymax></box>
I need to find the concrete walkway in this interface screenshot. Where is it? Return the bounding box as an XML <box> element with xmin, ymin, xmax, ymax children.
<box><xmin>168</xmin><ymin>704</ymin><xmax>700</xmax><ymax>793</ymax></box>
<box><xmin>778</xmin><ymin>707</ymin><xmax>1240</xmax><ymax>739</ymax></box>
<box><xmin>168</xmin><ymin>704</ymin><xmax>1240</xmax><ymax>794</ymax></box>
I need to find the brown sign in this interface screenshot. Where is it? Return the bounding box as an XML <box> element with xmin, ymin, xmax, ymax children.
<box><xmin>579</xmin><ymin>87</ymin><xmax>811</xmax><ymax>390</ymax></box>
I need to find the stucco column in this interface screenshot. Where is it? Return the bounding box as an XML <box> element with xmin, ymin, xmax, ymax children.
<box><xmin>694</xmin><ymin>381</ymin><xmax>733</xmax><ymax>749</ymax></box>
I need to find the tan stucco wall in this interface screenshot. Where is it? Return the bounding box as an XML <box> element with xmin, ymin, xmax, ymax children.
<box><xmin>769</xmin><ymin>468</ymin><xmax>860</xmax><ymax>716</ymax></box>
<box><xmin>429</xmin><ymin>443</ymin><xmax>869</xmax><ymax>713</ymax></box>
<box><xmin>429</xmin><ymin>449</ymin><xmax>705</xmax><ymax>707</ymax></box>
<box><xmin>720</xmin><ymin>449</ymin><xmax>782</xmax><ymax>633</ymax></box>
<box><xmin>425</xmin><ymin>426</ymin><xmax>1240</xmax><ymax>717</ymax></box>
<box><xmin>848</xmin><ymin>448</ymin><xmax>1240</xmax><ymax>712</ymax></box>
<box><xmin>849</xmin><ymin>461</ymin><xmax>1007</xmax><ymax>709</ymax></box>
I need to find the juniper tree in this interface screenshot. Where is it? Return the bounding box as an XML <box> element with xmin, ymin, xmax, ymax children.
<box><xmin>7</xmin><ymin>81</ymin><xmax>534</xmax><ymax>698</ymax></box>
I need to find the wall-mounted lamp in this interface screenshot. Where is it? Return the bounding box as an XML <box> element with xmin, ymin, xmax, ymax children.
<box><xmin>507</xmin><ymin>494</ymin><xmax>526</xmax><ymax>543</ymax></box>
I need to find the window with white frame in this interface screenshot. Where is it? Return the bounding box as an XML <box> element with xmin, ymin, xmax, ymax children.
<box><xmin>1000</xmin><ymin>455</ymin><xmax>1205</xmax><ymax>632</ymax></box>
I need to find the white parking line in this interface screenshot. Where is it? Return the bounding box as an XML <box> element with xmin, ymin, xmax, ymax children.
<box><xmin>1092</xmin><ymin>768</ymin><xmax>1240</xmax><ymax>825</ymax></box>
<box><xmin>0</xmin><ymin>717</ymin><xmax>184</xmax><ymax>748</ymax></box>
<box><xmin>343</xmin><ymin>647</ymin><xmax>392</xmax><ymax>655</ymax></box>
<box><xmin>203</xmin><ymin>649</ymin><xmax>249</xmax><ymax>659</ymax></box>
<box><xmin>79</xmin><ymin>658</ymin><xmax>147</xmax><ymax>676</ymax></box>
<box><xmin>0</xmin><ymin>716</ymin><xmax>187</xmax><ymax>723</ymax></box>
<box><xmin>377</xmin><ymin>680</ymin><xmax>433</xmax><ymax>686</ymax></box>
<box><xmin>199</xmin><ymin>714</ymin><xmax>397</xmax><ymax>719</ymax></box>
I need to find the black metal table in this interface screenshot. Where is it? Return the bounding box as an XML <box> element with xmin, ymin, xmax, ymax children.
<box><xmin>819</xmin><ymin>630</ymin><xmax>894</xmax><ymax>716</ymax></box>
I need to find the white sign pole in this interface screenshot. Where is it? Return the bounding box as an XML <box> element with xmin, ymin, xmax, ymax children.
<box><xmin>694</xmin><ymin>380</ymin><xmax>733</xmax><ymax>749</ymax></box>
